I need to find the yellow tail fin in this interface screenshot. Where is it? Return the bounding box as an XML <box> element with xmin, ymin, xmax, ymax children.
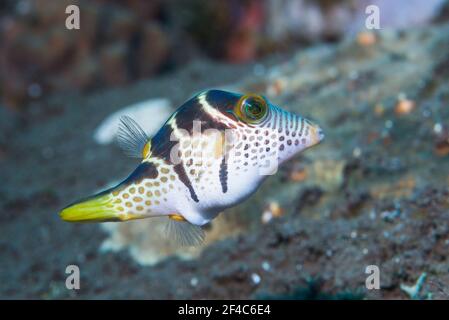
<box><xmin>59</xmin><ymin>192</ymin><xmax>121</xmax><ymax>222</ymax></box>
<box><xmin>60</xmin><ymin>191</ymin><xmax>146</xmax><ymax>222</ymax></box>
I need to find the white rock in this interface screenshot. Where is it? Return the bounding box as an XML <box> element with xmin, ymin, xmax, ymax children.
<box><xmin>261</xmin><ymin>261</ymin><xmax>271</xmax><ymax>271</ymax></box>
<box><xmin>251</xmin><ymin>273</ymin><xmax>261</xmax><ymax>285</ymax></box>
<box><xmin>190</xmin><ymin>277</ymin><xmax>199</xmax><ymax>287</ymax></box>
<box><xmin>93</xmin><ymin>98</ymin><xmax>172</xmax><ymax>145</ymax></box>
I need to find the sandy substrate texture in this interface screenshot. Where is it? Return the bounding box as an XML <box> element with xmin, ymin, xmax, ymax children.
<box><xmin>1</xmin><ymin>23</ymin><xmax>449</xmax><ymax>299</ymax></box>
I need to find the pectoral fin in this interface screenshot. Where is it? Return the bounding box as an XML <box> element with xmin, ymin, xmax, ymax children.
<box><xmin>165</xmin><ymin>214</ymin><xmax>205</xmax><ymax>246</ymax></box>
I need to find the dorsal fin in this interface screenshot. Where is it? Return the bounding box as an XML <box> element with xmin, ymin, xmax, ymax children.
<box><xmin>116</xmin><ymin>116</ymin><xmax>150</xmax><ymax>158</ymax></box>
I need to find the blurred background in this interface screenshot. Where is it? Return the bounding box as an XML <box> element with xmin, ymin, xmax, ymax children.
<box><xmin>2</xmin><ymin>0</ymin><xmax>449</xmax><ymax>299</ymax></box>
<box><xmin>1</xmin><ymin>0</ymin><xmax>447</xmax><ymax>110</ymax></box>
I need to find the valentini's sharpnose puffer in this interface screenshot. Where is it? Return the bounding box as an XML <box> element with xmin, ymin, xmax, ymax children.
<box><xmin>60</xmin><ymin>90</ymin><xmax>324</xmax><ymax>245</ymax></box>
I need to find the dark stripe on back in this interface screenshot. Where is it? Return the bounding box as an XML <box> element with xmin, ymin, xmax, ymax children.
<box><xmin>150</xmin><ymin>121</ymin><xmax>179</xmax><ymax>163</ymax></box>
<box><xmin>205</xmin><ymin>90</ymin><xmax>241</xmax><ymax>114</ymax></box>
<box><xmin>175</xmin><ymin>97</ymin><xmax>233</xmax><ymax>133</ymax></box>
<box><xmin>173</xmin><ymin>163</ymin><xmax>199</xmax><ymax>202</ymax></box>
<box><xmin>206</xmin><ymin>90</ymin><xmax>247</xmax><ymax>123</ymax></box>
<box><xmin>219</xmin><ymin>156</ymin><xmax>228</xmax><ymax>193</ymax></box>
<box><xmin>122</xmin><ymin>162</ymin><xmax>159</xmax><ymax>185</ymax></box>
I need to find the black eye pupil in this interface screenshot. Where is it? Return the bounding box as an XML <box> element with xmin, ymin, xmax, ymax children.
<box><xmin>248</xmin><ymin>103</ymin><xmax>261</xmax><ymax>114</ymax></box>
<box><xmin>245</xmin><ymin>99</ymin><xmax>263</xmax><ymax>118</ymax></box>
<box><xmin>240</xmin><ymin>96</ymin><xmax>267</xmax><ymax>122</ymax></box>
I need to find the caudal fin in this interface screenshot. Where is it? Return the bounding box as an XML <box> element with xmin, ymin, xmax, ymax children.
<box><xmin>59</xmin><ymin>191</ymin><xmax>145</xmax><ymax>222</ymax></box>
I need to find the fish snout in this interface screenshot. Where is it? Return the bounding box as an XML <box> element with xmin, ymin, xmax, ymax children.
<box><xmin>304</xmin><ymin>119</ymin><xmax>325</xmax><ymax>148</ymax></box>
<box><xmin>315</xmin><ymin>126</ymin><xmax>325</xmax><ymax>143</ymax></box>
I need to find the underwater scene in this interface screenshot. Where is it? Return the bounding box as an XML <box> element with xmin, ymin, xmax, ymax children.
<box><xmin>1</xmin><ymin>0</ymin><xmax>449</xmax><ymax>301</ymax></box>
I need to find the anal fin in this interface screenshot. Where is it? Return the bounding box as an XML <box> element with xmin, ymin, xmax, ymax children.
<box><xmin>165</xmin><ymin>214</ymin><xmax>205</xmax><ymax>246</ymax></box>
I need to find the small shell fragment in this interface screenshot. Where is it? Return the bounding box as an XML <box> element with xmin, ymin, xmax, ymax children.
<box><xmin>261</xmin><ymin>261</ymin><xmax>271</xmax><ymax>271</ymax></box>
<box><xmin>267</xmin><ymin>78</ymin><xmax>287</xmax><ymax>97</ymax></box>
<box><xmin>290</xmin><ymin>168</ymin><xmax>308</xmax><ymax>182</ymax></box>
<box><xmin>251</xmin><ymin>273</ymin><xmax>261</xmax><ymax>285</ymax></box>
<box><xmin>357</xmin><ymin>31</ymin><xmax>377</xmax><ymax>46</ymax></box>
<box><xmin>261</xmin><ymin>201</ymin><xmax>284</xmax><ymax>224</ymax></box>
<box><xmin>374</xmin><ymin>103</ymin><xmax>385</xmax><ymax>116</ymax></box>
<box><xmin>435</xmin><ymin>138</ymin><xmax>449</xmax><ymax>156</ymax></box>
<box><xmin>395</xmin><ymin>98</ymin><xmax>415</xmax><ymax>115</ymax></box>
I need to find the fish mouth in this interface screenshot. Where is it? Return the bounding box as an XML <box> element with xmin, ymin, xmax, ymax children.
<box><xmin>307</xmin><ymin>121</ymin><xmax>325</xmax><ymax>146</ymax></box>
<box><xmin>316</xmin><ymin>126</ymin><xmax>325</xmax><ymax>143</ymax></box>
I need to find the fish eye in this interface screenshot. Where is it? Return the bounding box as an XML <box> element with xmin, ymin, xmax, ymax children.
<box><xmin>237</xmin><ymin>94</ymin><xmax>268</xmax><ymax>123</ymax></box>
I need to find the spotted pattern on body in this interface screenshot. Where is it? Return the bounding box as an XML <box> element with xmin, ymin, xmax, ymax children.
<box><xmin>60</xmin><ymin>89</ymin><xmax>324</xmax><ymax>246</ymax></box>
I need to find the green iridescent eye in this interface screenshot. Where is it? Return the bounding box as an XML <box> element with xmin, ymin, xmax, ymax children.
<box><xmin>238</xmin><ymin>95</ymin><xmax>268</xmax><ymax>123</ymax></box>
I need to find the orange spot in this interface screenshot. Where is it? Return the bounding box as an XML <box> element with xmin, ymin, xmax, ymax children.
<box><xmin>374</xmin><ymin>103</ymin><xmax>384</xmax><ymax>116</ymax></box>
<box><xmin>290</xmin><ymin>168</ymin><xmax>307</xmax><ymax>182</ymax></box>
<box><xmin>268</xmin><ymin>202</ymin><xmax>283</xmax><ymax>218</ymax></box>
<box><xmin>261</xmin><ymin>201</ymin><xmax>284</xmax><ymax>224</ymax></box>
<box><xmin>435</xmin><ymin>139</ymin><xmax>449</xmax><ymax>156</ymax></box>
<box><xmin>357</xmin><ymin>31</ymin><xmax>376</xmax><ymax>46</ymax></box>
<box><xmin>169</xmin><ymin>214</ymin><xmax>186</xmax><ymax>222</ymax></box>
<box><xmin>395</xmin><ymin>99</ymin><xmax>415</xmax><ymax>115</ymax></box>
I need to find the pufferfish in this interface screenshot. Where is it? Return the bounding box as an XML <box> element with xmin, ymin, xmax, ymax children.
<box><xmin>60</xmin><ymin>90</ymin><xmax>324</xmax><ymax>246</ymax></box>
